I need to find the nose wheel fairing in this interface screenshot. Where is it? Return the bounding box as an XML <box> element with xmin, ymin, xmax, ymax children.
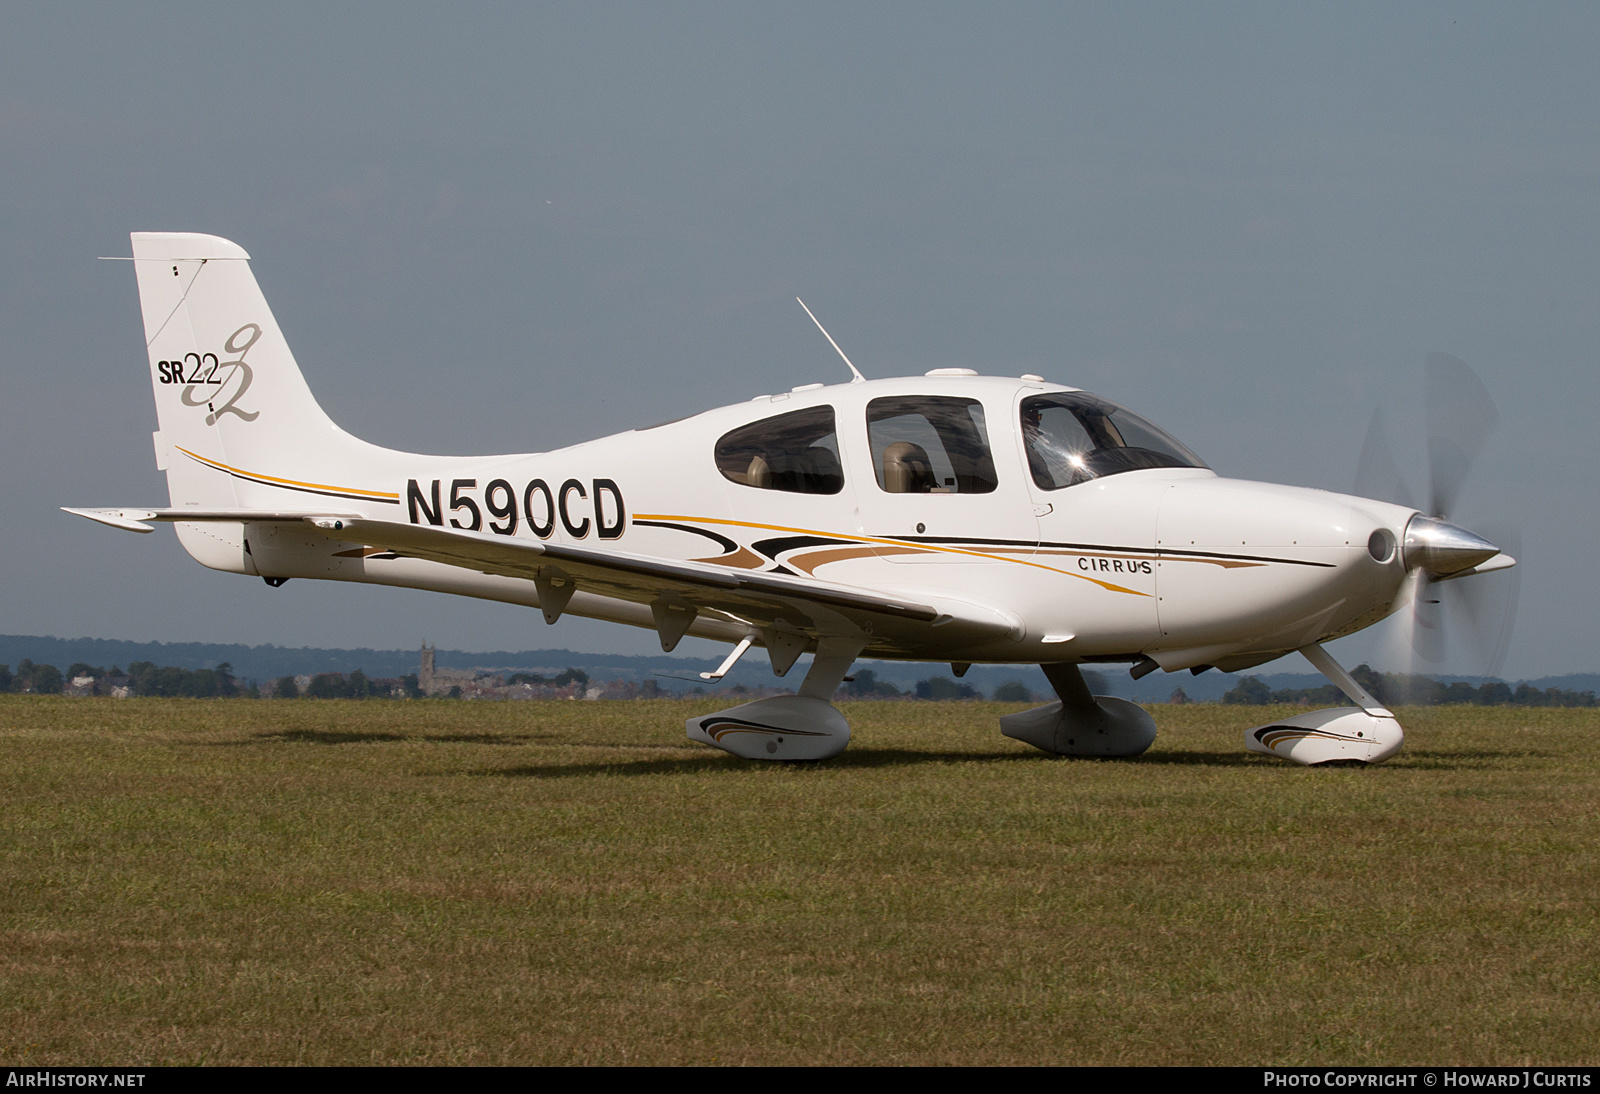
<box><xmin>1244</xmin><ymin>707</ymin><xmax>1404</xmax><ymax>765</ymax></box>
<box><xmin>1241</xmin><ymin>642</ymin><xmax>1405</xmax><ymax>766</ymax></box>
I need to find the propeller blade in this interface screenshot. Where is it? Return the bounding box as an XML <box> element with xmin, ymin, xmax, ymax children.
<box><xmin>1354</xmin><ymin>407</ymin><xmax>1415</xmax><ymax>509</ymax></box>
<box><xmin>1408</xmin><ymin>569</ymin><xmax>1446</xmax><ymax>668</ymax></box>
<box><xmin>1449</xmin><ymin>524</ymin><xmax>1521</xmax><ymax>680</ymax></box>
<box><xmin>1424</xmin><ymin>352</ymin><xmax>1498</xmax><ymax>520</ymax></box>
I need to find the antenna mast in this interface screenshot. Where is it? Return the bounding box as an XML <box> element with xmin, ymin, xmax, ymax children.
<box><xmin>796</xmin><ymin>298</ymin><xmax>866</xmax><ymax>384</ymax></box>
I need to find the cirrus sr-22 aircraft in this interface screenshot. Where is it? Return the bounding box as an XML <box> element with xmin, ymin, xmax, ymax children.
<box><xmin>67</xmin><ymin>232</ymin><xmax>1518</xmax><ymax>765</ymax></box>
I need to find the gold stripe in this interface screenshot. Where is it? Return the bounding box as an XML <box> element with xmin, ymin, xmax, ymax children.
<box><xmin>691</xmin><ymin>545</ymin><xmax>767</xmax><ymax>570</ymax></box>
<box><xmin>633</xmin><ymin>512</ymin><xmax>1149</xmax><ymax>596</ymax></box>
<box><xmin>1261</xmin><ymin>728</ymin><xmax>1367</xmax><ymax>752</ymax></box>
<box><xmin>787</xmin><ymin>544</ymin><xmax>919</xmax><ymax>575</ymax></box>
<box><xmin>176</xmin><ymin>446</ymin><xmax>399</xmax><ymax>500</ymax></box>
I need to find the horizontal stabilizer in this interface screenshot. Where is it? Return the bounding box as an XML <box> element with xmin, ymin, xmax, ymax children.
<box><xmin>63</xmin><ymin>507</ymin><xmax>362</xmax><ymax>533</ymax></box>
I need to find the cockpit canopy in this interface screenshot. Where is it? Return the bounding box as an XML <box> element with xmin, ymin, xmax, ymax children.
<box><xmin>1021</xmin><ymin>392</ymin><xmax>1207</xmax><ymax>490</ymax></box>
<box><xmin>713</xmin><ymin>386</ymin><xmax>1206</xmax><ymax>496</ymax></box>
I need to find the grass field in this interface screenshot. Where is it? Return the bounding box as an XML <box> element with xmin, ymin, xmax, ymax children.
<box><xmin>1</xmin><ymin>695</ymin><xmax>1596</xmax><ymax>1066</ymax></box>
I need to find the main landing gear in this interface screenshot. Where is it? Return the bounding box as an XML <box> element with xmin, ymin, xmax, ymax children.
<box><xmin>999</xmin><ymin>663</ymin><xmax>1158</xmax><ymax>758</ymax></box>
<box><xmin>686</xmin><ymin>638</ymin><xmax>862</xmax><ymax>761</ymax></box>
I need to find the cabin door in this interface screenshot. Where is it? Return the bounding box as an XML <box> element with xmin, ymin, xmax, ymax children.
<box><xmin>856</xmin><ymin>392</ymin><xmax>1039</xmax><ymax>569</ymax></box>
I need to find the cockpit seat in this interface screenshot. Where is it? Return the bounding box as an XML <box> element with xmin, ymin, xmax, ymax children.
<box><xmin>795</xmin><ymin>446</ymin><xmax>843</xmax><ymax>492</ymax></box>
<box><xmin>881</xmin><ymin>441</ymin><xmax>937</xmax><ymax>493</ymax></box>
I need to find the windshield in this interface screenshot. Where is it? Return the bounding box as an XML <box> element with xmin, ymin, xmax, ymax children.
<box><xmin>1021</xmin><ymin>392</ymin><xmax>1207</xmax><ymax>490</ymax></box>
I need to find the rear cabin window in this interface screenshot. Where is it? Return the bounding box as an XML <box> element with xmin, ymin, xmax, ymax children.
<box><xmin>715</xmin><ymin>405</ymin><xmax>845</xmax><ymax>495</ymax></box>
<box><xmin>866</xmin><ymin>396</ymin><xmax>998</xmax><ymax>494</ymax></box>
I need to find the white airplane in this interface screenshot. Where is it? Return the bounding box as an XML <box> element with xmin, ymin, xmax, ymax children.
<box><xmin>67</xmin><ymin>232</ymin><xmax>1517</xmax><ymax>765</ymax></box>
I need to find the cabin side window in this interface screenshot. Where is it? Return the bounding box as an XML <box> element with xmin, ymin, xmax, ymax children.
<box><xmin>714</xmin><ymin>405</ymin><xmax>845</xmax><ymax>495</ymax></box>
<box><xmin>866</xmin><ymin>396</ymin><xmax>998</xmax><ymax>494</ymax></box>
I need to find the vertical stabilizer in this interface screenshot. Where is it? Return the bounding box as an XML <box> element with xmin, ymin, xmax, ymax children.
<box><xmin>130</xmin><ymin>232</ymin><xmax>384</xmax><ymax>570</ymax></box>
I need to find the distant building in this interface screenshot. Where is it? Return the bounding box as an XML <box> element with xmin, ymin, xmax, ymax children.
<box><xmin>417</xmin><ymin>642</ymin><xmax>479</xmax><ymax>697</ymax></box>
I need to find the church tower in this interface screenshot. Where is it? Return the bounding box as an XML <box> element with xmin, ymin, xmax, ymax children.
<box><xmin>419</xmin><ymin>643</ymin><xmax>435</xmax><ymax>693</ymax></box>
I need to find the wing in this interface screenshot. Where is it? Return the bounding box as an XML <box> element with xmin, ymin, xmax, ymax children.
<box><xmin>322</xmin><ymin>515</ymin><xmax>943</xmax><ymax>627</ymax></box>
<box><xmin>65</xmin><ymin>507</ymin><xmax>1022</xmax><ymax>651</ymax></box>
<box><xmin>318</xmin><ymin>518</ymin><xmax>1029</xmax><ymax>652</ymax></box>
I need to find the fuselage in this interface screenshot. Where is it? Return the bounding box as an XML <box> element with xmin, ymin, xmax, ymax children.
<box><xmin>177</xmin><ymin>371</ymin><xmax>1417</xmax><ymax>671</ymax></box>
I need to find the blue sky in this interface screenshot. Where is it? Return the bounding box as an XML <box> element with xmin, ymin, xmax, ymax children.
<box><xmin>3</xmin><ymin>3</ymin><xmax>1595</xmax><ymax>678</ymax></box>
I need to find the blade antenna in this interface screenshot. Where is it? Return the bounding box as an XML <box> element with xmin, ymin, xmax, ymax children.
<box><xmin>796</xmin><ymin>297</ymin><xmax>866</xmax><ymax>384</ymax></box>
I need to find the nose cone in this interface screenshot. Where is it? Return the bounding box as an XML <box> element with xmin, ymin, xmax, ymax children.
<box><xmin>1402</xmin><ymin>514</ymin><xmax>1501</xmax><ymax>577</ymax></box>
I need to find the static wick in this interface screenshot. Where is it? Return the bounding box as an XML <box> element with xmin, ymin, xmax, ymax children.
<box><xmin>796</xmin><ymin>298</ymin><xmax>866</xmax><ymax>384</ymax></box>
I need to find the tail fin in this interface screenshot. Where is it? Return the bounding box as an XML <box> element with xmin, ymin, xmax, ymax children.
<box><xmin>131</xmin><ymin>232</ymin><xmax>392</xmax><ymax>570</ymax></box>
<box><xmin>132</xmin><ymin>232</ymin><xmax>383</xmax><ymax>500</ymax></box>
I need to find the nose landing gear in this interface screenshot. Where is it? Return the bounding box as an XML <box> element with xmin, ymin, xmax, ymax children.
<box><xmin>1243</xmin><ymin>643</ymin><xmax>1404</xmax><ymax>765</ymax></box>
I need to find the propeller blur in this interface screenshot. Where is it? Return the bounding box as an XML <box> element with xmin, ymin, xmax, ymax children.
<box><xmin>1356</xmin><ymin>357</ymin><xmax>1521</xmax><ymax>682</ymax></box>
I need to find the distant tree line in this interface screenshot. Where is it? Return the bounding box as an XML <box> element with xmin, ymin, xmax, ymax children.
<box><xmin>1222</xmin><ymin>664</ymin><xmax>1598</xmax><ymax>707</ymax></box>
<box><xmin>840</xmin><ymin>669</ymin><xmax>1038</xmax><ymax>702</ymax></box>
<box><xmin>270</xmin><ymin>667</ymin><xmax>595</xmax><ymax>699</ymax></box>
<box><xmin>124</xmin><ymin>661</ymin><xmax>249</xmax><ymax>697</ymax></box>
<box><xmin>0</xmin><ymin>660</ymin><xmax>65</xmax><ymax>694</ymax></box>
<box><xmin>0</xmin><ymin>657</ymin><xmax>1050</xmax><ymax>703</ymax></box>
<box><xmin>0</xmin><ymin>661</ymin><xmax>267</xmax><ymax>697</ymax></box>
<box><xmin>0</xmin><ymin>661</ymin><xmax>602</xmax><ymax>700</ymax></box>
<box><xmin>273</xmin><ymin>670</ymin><xmax>410</xmax><ymax>700</ymax></box>
<box><xmin>4</xmin><ymin>656</ymin><xmax>1591</xmax><ymax>706</ymax></box>
<box><xmin>506</xmin><ymin>668</ymin><xmax>590</xmax><ymax>688</ymax></box>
